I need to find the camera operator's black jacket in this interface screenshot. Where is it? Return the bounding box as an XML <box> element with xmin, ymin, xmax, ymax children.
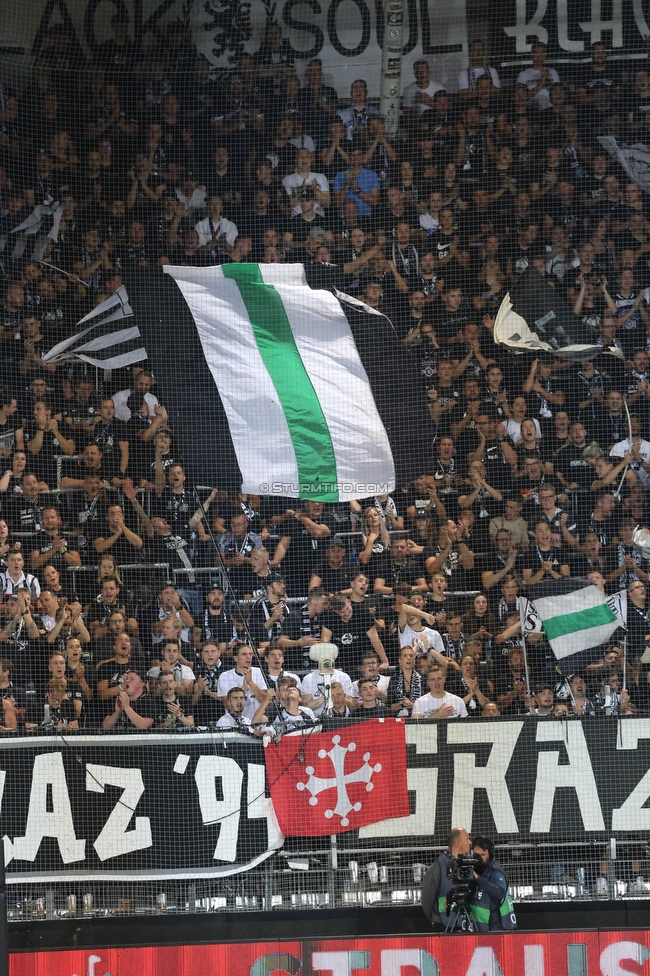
<box><xmin>421</xmin><ymin>851</ymin><xmax>461</xmax><ymax>930</ymax></box>
<box><xmin>421</xmin><ymin>852</ymin><xmax>517</xmax><ymax>931</ymax></box>
<box><xmin>470</xmin><ymin>858</ymin><xmax>517</xmax><ymax>931</ymax></box>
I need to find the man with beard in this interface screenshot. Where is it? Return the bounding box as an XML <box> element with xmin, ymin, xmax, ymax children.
<box><xmin>218</xmin><ymin>512</ymin><xmax>263</xmax><ymax>595</ymax></box>
<box><xmin>374</xmin><ymin>537</ymin><xmax>428</xmax><ymax>595</ymax></box>
<box><xmin>193</xmin><ymin>585</ymin><xmax>230</xmax><ymax>654</ymax></box>
<box><xmin>248</xmin><ymin>572</ymin><xmax>291</xmax><ymax>648</ymax></box>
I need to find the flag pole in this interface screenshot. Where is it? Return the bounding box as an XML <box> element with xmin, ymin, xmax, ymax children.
<box><xmin>520</xmin><ymin>623</ymin><xmax>532</xmax><ymax>700</ymax></box>
<box><xmin>518</xmin><ymin>596</ymin><xmax>532</xmax><ymax>700</ymax></box>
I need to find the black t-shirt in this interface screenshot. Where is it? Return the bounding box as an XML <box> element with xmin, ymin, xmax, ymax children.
<box><xmin>108</xmin><ymin>692</ymin><xmax>158</xmax><ymax>730</ymax></box>
<box><xmin>153</xmin><ymin>694</ymin><xmax>194</xmax><ymax>727</ymax></box>
<box><xmin>4</xmin><ymin>495</ymin><xmax>44</xmax><ymax>534</ymax></box>
<box><xmin>554</xmin><ymin>445</ymin><xmax>593</xmax><ymax>488</ymax></box>
<box><xmin>521</xmin><ymin>545</ymin><xmax>571</xmax><ymax>579</ymax></box>
<box><xmin>432</xmin><ymin>303</ymin><xmax>473</xmax><ymax>342</ymax></box>
<box><xmin>196</xmin><ymin>608</ymin><xmax>230</xmax><ymax>645</ymax></box>
<box><xmin>281</xmin><ymin>510</ymin><xmax>337</xmax><ymax>585</ymax></box>
<box><xmin>92</xmin><ymin>419</ymin><xmax>128</xmax><ymax>478</ymax></box>
<box><xmin>322</xmin><ymin>602</ymin><xmax>375</xmax><ymax>673</ymax></box>
<box><xmin>23</xmin><ymin>422</ymin><xmax>64</xmax><ymax>488</ymax></box>
<box><xmin>309</xmin><ymin>557</ymin><xmax>355</xmax><ymax>595</ymax></box>
<box><xmin>375</xmin><ymin>553</ymin><xmax>425</xmax><ymax>588</ymax></box>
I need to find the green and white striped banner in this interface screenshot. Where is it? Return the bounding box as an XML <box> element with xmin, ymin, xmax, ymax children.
<box><xmin>163</xmin><ymin>263</ymin><xmax>395</xmax><ymax>502</ymax></box>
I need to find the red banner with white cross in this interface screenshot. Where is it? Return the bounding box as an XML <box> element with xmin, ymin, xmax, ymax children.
<box><xmin>264</xmin><ymin>718</ymin><xmax>410</xmax><ymax>836</ymax></box>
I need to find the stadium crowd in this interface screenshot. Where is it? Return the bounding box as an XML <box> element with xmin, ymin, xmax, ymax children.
<box><xmin>0</xmin><ymin>20</ymin><xmax>649</xmax><ymax>731</ymax></box>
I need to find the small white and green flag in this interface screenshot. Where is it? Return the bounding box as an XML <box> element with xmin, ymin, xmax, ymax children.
<box><xmin>521</xmin><ymin>579</ymin><xmax>624</xmax><ymax>661</ymax></box>
<box><xmin>163</xmin><ymin>263</ymin><xmax>396</xmax><ymax>502</ymax></box>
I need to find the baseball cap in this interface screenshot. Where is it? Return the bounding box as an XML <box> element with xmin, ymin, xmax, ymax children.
<box><xmin>308</xmin><ymin>227</ymin><xmax>327</xmax><ymax>241</ymax></box>
<box><xmin>154</xmin><ymin>426</ymin><xmax>173</xmax><ymax>436</ymax></box>
<box><xmin>267</xmin><ymin>570</ymin><xmax>286</xmax><ymax>583</ymax></box>
<box><xmin>327</xmin><ymin>534</ymin><xmax>347</xmax><ymax>549</ymax></box>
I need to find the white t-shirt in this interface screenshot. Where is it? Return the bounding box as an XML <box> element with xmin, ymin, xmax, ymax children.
<box><xmin>458</xmin><ymin>66</ymin><xmax>501</xmax><ymax>91</ymax></box>
<box><xmin>301</xmin><ymin>668</ymin><xmax>352</xmax><ymax>717</ymax></box>
<box><xmin>516</xmin><ymin>67</ymin><xmax>561</xmax><ymax>111</ymax></box>
<box><xmin>611</xmin><ymin>437</ymin><xmax>650</xmax><ymax>486</ymax></box>
<box><xmin>505</xmin><ymin>418</ymin><xmax>542</xmax><ymax>443</ymax></box>
<box><xmin>351</xmin><ymin>674</ymin><xmax>390</xmax><ymax>700</ymax></box>
<box><xmin>217</xmin><ymin>666</ymin><xmax>267</xmax><ymax>720</ymax></box>
<box><xmin>112</xmin><ymin>389</ymin><xmax>158</xmax><ymax>423</ymax></box>
<box><xmin>412</xmin><ymin>691</ymin><xmax>467</xmax><ymax>718</ymax></box>
<box><xmin>282</xmin><ymin>171</ymin><xmax>330</xmax><ymax>216</ymax></box>
<box><xmin>194</xmin><ymin>215</ymin><xmax>239</xmax><ymax>248</ymax></box>
<box><xmin>216</xmin><ymin>712</ymin><xmax>252</xmax><ymax>729</ymax></box>
<box><xmin>402</xmin><ymin>80</ymin><xmax>445</xmax><ymax>114</ymax></box>
<box><xmin>148</xmin><ymin>663</ymin><xmax>195</xmax><ymax>682</ymax></box>
<box><xmin>398</xmin><ymin>623</ymin><xmax>445</xmax><ymax>652</ymax></box>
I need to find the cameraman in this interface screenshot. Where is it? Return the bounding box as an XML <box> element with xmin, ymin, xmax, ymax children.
<box><xmin>470</xmin><ymin>835</ymin><xmax>517</xmax><ymax>931</ymax></box>
<box><xmin>421</xmin><ymin>826</ymin><xmax>473</xmax><ymax>931</ymax></box>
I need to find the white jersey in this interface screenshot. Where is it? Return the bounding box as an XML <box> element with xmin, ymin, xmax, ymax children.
<box><xmin>516</xmin><ymin>67</ymin><xmax>561</xmax><ymax>111</ymax></box>
<box><xmin>412</xmin><ymin>691</ymin><xmax>467</xmax><ymax>718</ymax></box>
<box><xmin>402</xmin><ymin>80</ymin><xmax>445</xmax><ymax>114</ymax></box>
<box><xmin>351</xmin><ymin>674</ymin><xmax>390</xmax><ymax>700</ymax></box>
<box><xmin>301</xmin><ymin>668</ymin><xmax>352</xmax><ymax>717</ymax></box>
<box><xmin>194</xmin><ymin>215</ymin><xmax>239</xmax><ymax>248</ymax></box>
<box><xmin>458</xmin><ymin>66</ymin><xmax>501</xmax><ymax>91</ymax></box>
<box><xmin>217</xmin><ymin>666</ymin><xmax>267</xmax><ymax>720</ymax></box>
<box><xmin>148</xmin><ymin>664</ymin><xmax>195</xmax><ymax>683</ymax></box>
<box><xmin>398</xmin><ymin>623</ymin><xmax>445</xmax><ymax>653</ymax></box>
<box><xmin>282</xmin><ymin>171</ymin><xmax>330</xmax><ymax>216</ymax></box>
<box><xmin>216</xmin><ymin>712</ymin><xmax>252</xmax><ymax>729</ymax></box>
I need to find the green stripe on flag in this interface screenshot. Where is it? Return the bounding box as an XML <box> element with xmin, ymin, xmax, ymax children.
<box><xmin>543</xmin><ymin>603</ymin><xmax>616</xmax><ymax>642</ymax></box>
<box><xmin>222</xmin><ymin>263</ymin><xmax>339</xmax><ymax>501</ymax></box>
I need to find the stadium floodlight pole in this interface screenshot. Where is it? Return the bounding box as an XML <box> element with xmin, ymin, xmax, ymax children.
<box><xmin>379</xmin><ymin>0</ymin><xmax>404</xmax><ymax>139</ymax></box>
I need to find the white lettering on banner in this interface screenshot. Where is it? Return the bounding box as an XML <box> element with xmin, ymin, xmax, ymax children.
<box><xmin>358</xmin><ymin>724</ymin><xmax>437</xmax><ymax>839</ymax></box>
<box><xmin>447</xmin><ymin>723</ymin><xmax>522</xmax><ymax>834</ymax></box>
<box><xmin>194</xmin><ymin>755</ymin><xmax>243</xmax><ymax>862</ymax></box>
<box><xmin>465</xmin><ymin>948</ymin><xmax>506</xmax><ymax>976</ymax></box>
<box><xmin>503</xmin><ymin>0</ymin><xmax>549</xmax><ymax>52</ymax></box>
<box><xmin>13</xmin><ymin>753</ymin><xmax>85</xmax><ymax>864</ymax></box>
<box><xmin>530</xmin><ymin>722</ymin><xmax>605</xmax><ymax>832</ymax></box>
<box><xmin>312</xmin><ymin>951</ymin><xmax>370</xmax><ymax>976</ymax></box>
<box><xmin>524</xmin><ymin>945</ymin><xmax>545</xmax><ymax>976</ymax></box>
<box><xmin>611</xmin><ymin>719</ymin><xmax>650</xmax><ymax>830</ymax></box>
<box><xmin>557</xmin><ymin>0</ymin><xmax>585</xmax><ymax>51</ymax></box>
<box><xmin>380</xmin><ymin>949</ymin><xmax>440</xmax><ymax>976</ymax></box>
<box><xmin>4</xmin><ymin>0</ymin><xmax>467</xmax><ymax>98</ymax></box>
<box><xmin>86</xmin><ymin>764</ymin><xmax>152</xmax><ymax>861</ymax></box>
<box><xmin>190</xmin><ymin>0</ymin><xmax>467</xmax><ymax>95</ymax></box>
<box><xmin>246</xmin><ymin>763</ymin><xmax>283</xmax><ymax>851</ymax></box>
<box><xmin>503</xmin><ymin>0</ymin><xmax>629</xmax><ymax>51</ymax></box>
<box><xmin>578</xmin><ymin>0</ymin><xmax>623</xmax><ymax>46</ymax></box>
<box><xmin>600</xmin><ymin>941</ymin><xmax>650</xmax><ymax>976</ymax></box>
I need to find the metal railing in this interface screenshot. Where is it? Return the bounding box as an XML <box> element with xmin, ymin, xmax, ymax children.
<box><xmin>6</xmin><ymin>837</ymin><xmax>646</xmax><ymax>922</ymax></box>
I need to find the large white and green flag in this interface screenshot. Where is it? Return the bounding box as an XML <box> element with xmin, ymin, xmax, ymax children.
<box><xmin>520</xmin><ymin>579</ymin><xmax>625</xmax><ymax>661</ymax></box>
<box><xmin>163</xmin><ymin>263</ymin><xmax>397</xmax><ymax>502</ymax></box>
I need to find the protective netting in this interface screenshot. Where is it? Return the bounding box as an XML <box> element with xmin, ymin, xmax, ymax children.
<box><xmin>0</xmin><ymin>0</ymin><xmax>649</xmax><ymax>924</ymax></box>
